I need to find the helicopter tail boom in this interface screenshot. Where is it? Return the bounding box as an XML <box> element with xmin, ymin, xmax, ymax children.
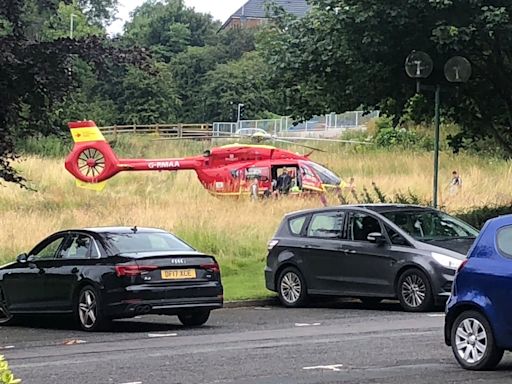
<box><xmin>65</xmin><ymin>121</ymin><xmax>203</xmax><ymax>188</ymax></box>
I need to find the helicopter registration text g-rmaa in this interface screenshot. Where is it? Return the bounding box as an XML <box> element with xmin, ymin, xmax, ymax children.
<box><xmin>147</xmin><ymin>160</ymin><xmax>182</xmax><ymax>169</ymax></box>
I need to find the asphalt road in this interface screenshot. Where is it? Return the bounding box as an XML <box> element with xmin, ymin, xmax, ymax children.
<box><xmin>2</xmin><ymin>299</ymin><xmax>511</xmax><ymax>384</ymax></box>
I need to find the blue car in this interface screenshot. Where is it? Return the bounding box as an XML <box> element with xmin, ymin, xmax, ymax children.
<box><xmin>445</xmin><ymin>214</ymin><xmax>512</xmax><ymax>370</ymax></box>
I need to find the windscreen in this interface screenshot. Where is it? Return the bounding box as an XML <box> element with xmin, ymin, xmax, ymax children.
<box><xmin>307</xmin><ymin>162</ymin><xmax>341</xmax><ymax>185</ymax></box>
<box><xmin>106</xmin><ymin>232</ymin><xmax>194</xmax><ymax>255</ymax></box>
<box><xmin>381</xmin><ymin>210</ymin><xmax>478</xmax><ymax>241</ymax></box>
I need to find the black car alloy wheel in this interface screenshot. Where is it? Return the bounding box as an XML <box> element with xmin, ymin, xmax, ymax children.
<box><xmin>0</xmin><ymin>287</ymin><xmax>14</xmax><ymax>325</ymax></box>
<box><xmin>397</xmin><ymin>269</ymin><xmax>433</xmax><ymax>312</ymax></box>
<box><xmin>77</xmin><ymin>286</ymin><xmax>108</xmax><ymax>331</ymax></box>
<box><xmin>278</xmin><ymin>267</ymin><xmax>307</xmax><ymax>307</ymax></box>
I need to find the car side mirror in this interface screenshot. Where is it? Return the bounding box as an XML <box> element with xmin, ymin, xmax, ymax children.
<box><xmin>367</xmin><ymin>232</ymin><xmax>386</xmax><ymax>245</ymax></box>
<box><xmin>16</xmin><ymin>253</ymin><xmax>28</xmax><ymax>263</ymax></box>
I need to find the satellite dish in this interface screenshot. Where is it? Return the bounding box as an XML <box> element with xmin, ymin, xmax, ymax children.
<box><xmin>405</xmin><ymin>51</ymin><xmax>434</xmax><ymax>79</ymax></box>
<box><xmin>444</xmin><ymin>56</ymin><xmax>472</xmax><ymax>83</ymax></box>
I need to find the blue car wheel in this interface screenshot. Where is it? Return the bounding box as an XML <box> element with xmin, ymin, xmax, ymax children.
<box><xmin>451</xmin><ymin>310</ymin><xmax>504</xmax><ymax>370</ymax></box>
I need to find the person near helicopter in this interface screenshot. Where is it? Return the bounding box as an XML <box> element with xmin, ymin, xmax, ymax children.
<box><xmin>275</xmin><ymin>167</ymin><xmax>293</xmax><ymax>196</ymax></box>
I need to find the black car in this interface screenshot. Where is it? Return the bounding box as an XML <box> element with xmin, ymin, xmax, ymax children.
<box><xmin>0</xmin><ymin>227</ymin><xmax>223</xmax><ymax>331</ymax></box>
<box><xmin>265</xmin><ymin>204</ymin><xmax>478</xmax><ymax>312</ymax></box>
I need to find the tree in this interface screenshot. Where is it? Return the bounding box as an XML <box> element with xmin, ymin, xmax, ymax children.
<box><xmin>123</xmin><ymin>0</ymin><xmax>217</xmax><ymax>62</ymax></box>
<box><xmin>201</xmin><ymin>52</ymin><xmax>278</xmax><ymax>122</ymax></box>
<box><xmin>116</xmin><ymin>63</ymin><xmax>181</xmax><ymax>124</ymax></box>
<box><xmin>169</xmin><ymin>28</ymin><xmax>257</xmax><ymax>122</ymax></box>
<box><xmin>262</xmin><ymin>0</ymin><xmax>512</xmax><ymax>155</ymax></box>
<box><xmin>0</xmin><ymin>0</ymin><xmax>148</xmax><ymax>186</ymax></box>
<box><xmin>42</xmin><ymin>2</ymin><xmax>105</xmax><ymax>41</ymax></box>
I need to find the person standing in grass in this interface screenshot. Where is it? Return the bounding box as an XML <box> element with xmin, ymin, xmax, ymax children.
<box><xmin>250</xmin><ymin>177</ymin><xmax>259</xmax><ymax>202</ymax></box>
<box><xmin>449</xmin><ymin>170</ymin><xmax>462</xmax><ymax>196</ymax></box>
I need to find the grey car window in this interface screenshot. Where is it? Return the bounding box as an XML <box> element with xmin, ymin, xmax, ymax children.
<box><xmin>289</xmin><ymin>216</ymin><xmax>307</xmax><ymax>235</ymax></box>
<box><xmin>307</xmin><ymin>212</ymin><xmax>344</xmax><ymax>239</ymax></box>
<box><xmin>350</xmin><ymin>213</ymin><xmax>381</xmax><ymax>242</ymax></box>
<box><xmin>382</xmin><ymin>210</ymin><xmax>478</xmax><ymax>241</ymax></box>
<box><xmin>497</xmin><ymin>226</ymin><xmax>512</xmax><ymax>258</ymax></box>
<box><xmin>31</xmin><ymin>236</ymin><xmax>65</xmax><ymax>260</ymax></box>
<box><xmin>60</xmin><ymin>234</ymin><xmax>93</xmax><ymax>259</ymax></box>
<box><xmin>385</xmin><ymin>225</ymin><xmax>409</xmax><ymax>246</ymax></box>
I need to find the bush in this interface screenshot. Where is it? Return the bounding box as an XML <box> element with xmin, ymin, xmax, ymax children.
<box><xmin>455</xmin><ymin>205</ymin><xmax>512</xmax><ymax>229</ymax></box>
<box><xmin>16</xmin><ymin>135</ymin><xmax>72</xmax><ymax>158</ymax></box>
<box><xmin>0</xmin><ymin>354</ymin><xmax>21</xmax><ymax>383</ymax></box>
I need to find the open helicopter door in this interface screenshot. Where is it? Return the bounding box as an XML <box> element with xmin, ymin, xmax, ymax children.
<box><xmin>299</xmin><ymin>162</ymin><xmax>324</xmax><ymax>192</ymax></box>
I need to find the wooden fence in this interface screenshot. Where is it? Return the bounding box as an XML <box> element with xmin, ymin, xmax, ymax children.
<box><xmin>98</xmin><ymin>123</ymin><xmax>213</xmax><ymax>139</ymax></box>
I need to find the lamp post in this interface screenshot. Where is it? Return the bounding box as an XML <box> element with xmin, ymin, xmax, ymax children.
<box><xmin>70</xmin><ymin>13</ymin><xmax>77</xmax><ymax>38</ymax></box>
<box><xmin>237</xmin><ymin>103</ymin><xmax>245</xmax><ymax>130</ymax></box>
<box><xmin>405</xmin><ymin>51</ymin><xmax>471</xmax><ymax>208</ymax></box>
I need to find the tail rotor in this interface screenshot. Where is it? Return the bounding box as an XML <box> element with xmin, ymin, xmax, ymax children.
<box><xmin>65</xmin><ymin>121</ymin><xmax>120</xmax><ymax>190</ymax></box>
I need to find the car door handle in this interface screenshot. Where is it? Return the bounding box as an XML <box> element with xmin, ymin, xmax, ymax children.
<box><xmin>340</xmin><ymin>249</ymin><xmax>356</xmax><ymax>254</ymax></box>
<box><xmin>71</xmin><ymin>267</ymin><xmax>79</xmax><ymax>274</ymax></box>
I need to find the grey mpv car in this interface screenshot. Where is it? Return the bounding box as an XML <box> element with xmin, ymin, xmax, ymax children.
<box><xmin>265</xmin><ymin>204</ymin><xmax>478</xmax><ymax>311</ymax></box>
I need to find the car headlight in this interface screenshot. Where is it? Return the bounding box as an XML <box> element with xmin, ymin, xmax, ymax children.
<box><xmin>431</xmin><ymin>252</ymin><xmax>463</xmax><ymax>270</ymax></box>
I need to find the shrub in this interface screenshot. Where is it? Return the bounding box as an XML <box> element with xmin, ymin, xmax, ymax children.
<box><xmin>455</xmin><ymin>205</ymin><xmax>512</xmax><ymax>229</ymax></box>
<box><xmin>0</xmin><ymin>355</ymin><xmax>21</xmax><ymax>383</ymax></box>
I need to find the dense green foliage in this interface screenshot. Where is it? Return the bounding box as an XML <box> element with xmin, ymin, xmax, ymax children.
<box><xmin>0</xmin><ymin>0</ymin><xmax>278</xmax><ymax>185</ymax></box>
<box><xmin>0</xmin><ymin>0</ymin><xmax>148</xmax><ymax>186</ymax></box>
<box><xmin>262</xmin><ymin>0</ymin><xmax>512</xmax><ymax>157</ymax></box>
<box><xmin>456</xmin><ymin>205</ymin><xmax>512</xmax><ymax>230</ymax></box>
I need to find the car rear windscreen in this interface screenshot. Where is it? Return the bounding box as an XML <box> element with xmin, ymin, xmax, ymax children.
<box><xmin>105</xmin><ymin>232</ymin><xmax>194</xmax><ymax>254</ymax></box>
<box><xmin>497</xmin><ymin>226</ymin><xmax>512</xmax><ymax>258</ymax></box>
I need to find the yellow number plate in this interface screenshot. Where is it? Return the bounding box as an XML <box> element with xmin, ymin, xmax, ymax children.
<box><xmin>161</xmin><ymin>269</ymin><xmax>196</xmax><ymax>280</ymax></box>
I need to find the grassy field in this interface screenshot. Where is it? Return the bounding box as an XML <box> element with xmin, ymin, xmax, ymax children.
<box><xmin>1</xmin><ymin>136</ymin><xmax>512</xmax><ymax>300</ymax></box>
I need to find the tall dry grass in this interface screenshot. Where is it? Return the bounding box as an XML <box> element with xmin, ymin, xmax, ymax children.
<box><xmin>1</xmin><ymin>139</ymin><xmax>511</xmax><ymax>298</ymax></box>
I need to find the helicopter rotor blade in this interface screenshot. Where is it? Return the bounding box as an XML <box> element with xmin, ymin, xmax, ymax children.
<box><xmin>274</xmin><ymin>136</ymin><xmax>372</xmax><ymax>145</ymax></box>
<box><xmin>152</xmin><ymin>135</ymin><xmax>244</xmax><ymax>141</ymax></box>
<box><xmin>272</xmin><ymin>138</ymin><xmax>326</xmax><ymax>152</ymax></box>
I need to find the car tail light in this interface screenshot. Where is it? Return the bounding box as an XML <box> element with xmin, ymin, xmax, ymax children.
<box><xmin>200</xmin><ymin>262</ymin><xmax>220</xmax><ymax>273</ymax></box>
<box><xmin>456</xmin><ymin>259</ymin><xmax>469</xmax><ymax>273</ymax></box>
<box><xmin>267</xmin><ymin>239</ymin><xmax>279</xmax><ymax>250</ymax></box>
<box><xmin>115</xmin><ymin>265</ymin><xmax>158</xmax><ymax>277</ymax></box>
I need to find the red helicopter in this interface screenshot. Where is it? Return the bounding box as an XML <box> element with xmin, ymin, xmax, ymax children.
<box><xmin>64</xmin><ymin>120</ymin><xmax>360</xmax><ymax>197</ymax></box>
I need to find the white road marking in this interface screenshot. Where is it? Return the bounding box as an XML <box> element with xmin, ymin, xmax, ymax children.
<box><xmin>295</xmin><ymin>322</ymin><xmax>321</xmax><ymax>327</ymax></box>
<box><xmin>427</xmin><ymin>314</ymin><xmax>445</xmax><ymax>317</ymax></box>
<box><xmin>147</xmin><ymin>333</ymin><xmax>177</xmax><ymax>338</ymax></box>
<box><xmin>0</xmin><ymin>346</ymin><xmax>14</xmax><ymax>349</ymax></box>
<box><xmin>61</xmin><ymin>339</ymin><xmax>87</xmax><ymax>345</ymax></box>
<box><xmin>254</xmin><ymin>307</ymin><xmax>271</xmax><ymax>310</ymax></box>
<box><xmin>303</xmin><ymin>364</ymin><xmax>343</xmax><ymax>371</ymax></box>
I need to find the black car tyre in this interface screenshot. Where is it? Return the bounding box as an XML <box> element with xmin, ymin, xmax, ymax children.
<box><xmin>451</xmin><ymin>310</ymin><xmax>504</xmax><ymax>370</ymax></box>
<box><xmin>76</xmin><ymin>285</ymin><xmax>110</xmax><ymax>332</ymax></box>
<box><xmin>277</xmin><ymin>267</ymin><xmax>308</xmax><ymax>308</ymax></box>
<box><xmin>0</xmin><ymin>287</ymin><xmax>15</xmax><ymax>326</ymax></box>
<box><xmin>397</xmin><ymin>268</ymin><xmax>434</xmax><ymax>312</ymax></box>
<box><xmin>178</xmin><ymin>310</ymin><xmax>210</xmax><ymax>327</ymax></box>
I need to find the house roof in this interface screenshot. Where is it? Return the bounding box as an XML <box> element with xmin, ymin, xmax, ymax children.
<box><xmin>229</xmin><ymin>0</ymin><xmax>310</xmax><ymax>20</ymax></box>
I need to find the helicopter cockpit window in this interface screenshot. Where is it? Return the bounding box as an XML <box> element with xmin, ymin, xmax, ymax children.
<box><xmin>301</xmin><ymin>165</ymin><xmax>315</xmax><ymax>178</ymax></box>
<box><xmin>307</xmin><ymin>162</ymin><xmax>341</xmax><ymax>186</ymax></box>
